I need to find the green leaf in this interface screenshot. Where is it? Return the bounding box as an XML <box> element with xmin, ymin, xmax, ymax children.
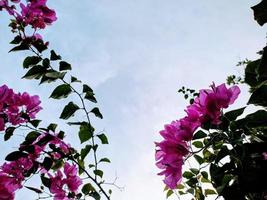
<box><xmin>29</xmin><ymin>120</ymin><xmax>42</xmax><ymax>128</ymax></box>
<box><xmin>81</xmin><ymin>145</ymin><xmax>92</xmax><ymax>160</ymax></box>
<box><xmin>166</xmin><ymin>190</ymin><xmax>174</xmax><ymax>198</ymax></box>
<box><xmin>60</xmin><ymin>102</ymin><xmax>80</xmax><ymax>120</ymax></box>
<box><xmin>25</xmin><ymin>186</ymin><xmax>42</xmax><ymax>194</ymax></box>
<box><xmin>82</xmin><ymin>183</ymin><xmax>95</xmax><ymax>195</ymax></box>
<box><xmin>22</xmin><ymin>65</ymin><xmax>47</xmax><ymax>79</ymax></box>
<box><xmin>97</xmin><ymin>134</ymin><xmax>109</xmax><ymax>144</ymax></box>
<box><xmin>183</xmin><ymin>171</ymin><xmax>194</xmax><ymax>179</ymax></box>
<box><xmin>32</xmin><ymin>39</ymin><xmax>47</xmax><ymax>53</ymax></box>
<box><xmin>90</xmin><ymin>192</ymin><xmax>101</xmax><ymax>200</ymax></box>
<box><xmin>85</xmin><ymin>91</ymin><xmax>97</xmax><ymax>103</ymax></box>
<box><xmin>251</xmin><ymin>0</ymin><xmax>267</xmax><ymax>26</ymax></box>
<box><xmin>257</xmin><ymin>46</ymin><xmax>267</xmax><ymax>82</ymax></box>
<box><xmin>194</xmin><ymin>155</ymin><xmax>204</xmax><ymax>165</ymax></box>
<box><xmin>93</xmin><ymin>169</ymin><xmax>103</xmax><ymax>178</ymax></box>
<box><xmin>10</xmin><ymin>35</ymin><xmax>22</xmax><ymax>44</ymax></box>
<box><xmin>201</xmin><ymin>171</ymin><xmax>209</xmax><ymax>179</ymax></box>
<box><xmin>43</xmin><ymin>157</ymin><xmax>53</xmax><ymax>171</ymax></box>
<box><xmin>190</xmin><ymin>168</ymin><xmax>199</xmax><ymax>175</ymax></box>
<box><xmin>41</xmin><ymin>175</ymin><xmax>51</xmax><ymax>188</ymax></box>
<box><xmin>244</xmin><ymin>59</ymin><xmax>261</xmax><ymax>87</ymax></box>
<box><xmin>23</xmin><ymin>56</ymin><xmax>42</xmax><ymax>69</ymax></box>
<box><xmin>79</xmin><ymin>123</ymin><xmax>94</xmax><ymax>144</ymax></box>
<box><xmin>204</xmin><ymin>189</ymin><xmax>217</xmax><ymax>196</ymax></box>
<box><xmin>45</xmin><ymin>71</ymin><xmax>66</xmax><ymax>79</ymax></box>
<box><xmin>99</xmin><ymin>158</ymin><xmax>111</xmax><ymax>163</ymax></box>
<box><xmin>50</xmin><ymin>84</ymin><xmax>72</xmax><ymax>99</ymax></box>
<box><xmin>224</xmin><ymin>107</ymin><xmax>246</xmax><ymax>121</ymax></box>
<box><xmin>47</xmin><ymin>123</ymin><xmax>58</xmax><ymax>132</ymax></box>
<box><xmin>24</xmin><ymin>131</ymin><xmax>41</xmax><ymax>144</ymax></box>
<box><xmin>83</xmin><ymin>84</ymin><xmax>93</xmax><ymax>93</ymax></box>
<box><xmin>59</xmin><ymin>61</ymin><xmax>72</xmax><ymax>71</ymax></box>
<box><xmin>193</xmin><ymin>130</ymin><xmax>207</xmax><ymax>140</ymax></box>
<box><xmin>192</xmin><ymin>141</ymin><xmax>203</xmax><ymax>148</ymax></box>
<box><xmin>71</xmin><ymin>76</ymin><xmax>81</xmax><ymax>83</ymax></box>
<box><xmin>90</xmin><ymin>107</ymin><xmax>103</xmax><ymax>119</ymax></box>
<box><xmin>235</xmin><ymin>110</ymin><xmax>267</xmax><ymax>128</ymax></box>
<box><xmin>248</xmin><ymin>84</ymin><xmax>267</xmax><ymax>106</ymax></box>
<box><xmin>50</xmin><ymin>50</ymin><xmax>61</xmax><ymax>60</ymax></box>
<box><xmin>5</xmin><ymin>151</ymin><xmax>28</xmax><ymax>161</ymax></box>
<box><xmin>9</xmin><ymin>43</ymin><xmax>29</xmax><ymax>52</ymax></box>
<box><xmin>4</xmin><ymin>127</ymin><xmax>16</xmax><ymax>141</ymax></box>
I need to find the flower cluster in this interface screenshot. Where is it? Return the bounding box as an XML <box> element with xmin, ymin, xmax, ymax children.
<box><xmin>48</xmin><ymin>163</ymin><xmax>82</xmax><ymax>200</ymax></box>
<box><xmin>0</xmin><ymin>131</ymin><xmax>80</xmax><ymax>200</ymax></box>
<box><xmin>156</xmin><ymin>83</ymin><xmax>240</xmax><ymax>189</ymax></box>
<box><xmin>0</xmin><ymin>0</ymin><xmax>57</xmax><ymax>28</ymax></box>
<box><xmin>0</xmin><ymin>84</ymin><xmax>42</xmax><ymax>131</ymax></box>
<box><xmin>0</xmin><ymin>0</ymin><xmax>56</xmax><ymax>40</ymax></box>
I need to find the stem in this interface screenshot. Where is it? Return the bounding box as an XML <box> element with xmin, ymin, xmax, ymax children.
<box><xmin>25</xmin><ymin>43</ymin><xmax>107</xmax><ymax>199</ymax></box>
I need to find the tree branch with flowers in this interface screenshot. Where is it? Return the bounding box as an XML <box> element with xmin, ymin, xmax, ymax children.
<box><xmin>0</xmin><ymin>0</ymin><xmax>115</xmax><ymax>199</ymax></box>
<box><xmin>155</xmin><ymin>1</ymin><xmax>267</xmax><ymax>200</ymax></box>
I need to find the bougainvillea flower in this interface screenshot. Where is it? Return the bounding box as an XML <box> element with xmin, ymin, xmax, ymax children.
<box><xmin>19</xmin><ymin>0</ymin><xmax>57</xmax><ymax>29</ymax></box>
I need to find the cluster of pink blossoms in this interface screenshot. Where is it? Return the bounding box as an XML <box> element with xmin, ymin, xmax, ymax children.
<box><xmin>0</xmin><ymin>0</ymin><xmax>57</xmax><ymax>29</ymax></box>
<box><xmin>0</xmin><ymin>84</ymin><xmax>42</xmax><ymax>131</ymax></box>
<box><xmin>49</xmin><ymin>163</ymin><xmax>82</xmax><ymax>200</ymax></box>
<box><xmin>0</xmin><ymin>85</ymin><xmax>42</xmax><ymax>131</ymax></box>
<box><xmin>155</xmin><ymin>83</ymin><xmax>240</xmax><ymax>189</ymax></box>
<box><xmin>0</xmin><ymin>131</ymin><xmax>81</xmax><ymax>200</ymax></box>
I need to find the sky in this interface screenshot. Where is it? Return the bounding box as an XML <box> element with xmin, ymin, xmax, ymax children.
<box><xmin>0</xmin><ymin>0</ymin><xmax>266</xmax><ymax>200</ymax></box>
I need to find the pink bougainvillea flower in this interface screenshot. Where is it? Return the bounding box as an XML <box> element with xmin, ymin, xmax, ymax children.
<box><xmin>156</xmin><ymin>83</ymin><xmax>240</xmax><ymax>189</ymax></box>
<box><xmin>19</xmin><ymin>0</ymin><xmax>57</xmax><ymax>29</ymax></box>
<box><xmin>64</xmin><ymin>163</ymin><xmax>82</xmax><ymax>192</ymax></box>
<box><xmin>48</xmin><ymin>162</ymin><xmax>82</xmax><ymax>200</ymax></box>
<box><xmin>188</xmin><ymin>83</ymin><xmax>241</xmax><ymax>125</ymax></box>
<box><xmin>0</xmin><ymin>173</ymin><xmax>22</xmax><ymax>200</ymax></box>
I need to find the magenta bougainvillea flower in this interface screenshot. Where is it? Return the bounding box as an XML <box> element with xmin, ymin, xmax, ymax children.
<box><xmin>48</xmin><ymin>162</ymin><xmax>82</xmax><ymax>200</ymax></box>
<box><xmin>156</xmin><ymin>83</ymin><xmax>240</xmax><ymax>189</ymax></box>
<box><xmin>18</xmin><ymin>0</ymin><xmax>57</xmax><ymax>29</ymax></box>
<box><xmin>0</xmin><ymin>85</ymin><xmax>42</xmax><ymax>131</ymax></box>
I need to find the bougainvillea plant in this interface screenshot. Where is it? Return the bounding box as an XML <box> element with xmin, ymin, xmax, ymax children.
<box><xmin>156</xmin><ymin>1</ymin><xmax>267</xmax><ymax>200</ymax></box>
<box><xmin>0</xmin><ymin>0</ymin><xmax>114</xmax><ymax>199</ymax></box>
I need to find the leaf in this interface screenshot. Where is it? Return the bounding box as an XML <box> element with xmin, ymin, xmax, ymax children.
<box><xmin>99</xmin><ymin>158</ymin><xmax>111</xmax><ymax>163</ymax></box>
<box><xmin>83</xmin><ymin>84</ymin><xmax>93</xmax><ymax>93</ymax></box>
<box><xmin>71</xmin><ymin>76</ymin><xmax>81</xmax><ymax>83</ymax></box>
<box><xmin>235</xmin><ymin>110</ymin><xmax>267</xmax><ymax>128</ymax></box>
<box><xmin>45</xmin><ymin>71</ymin><xmax>66</xmax><ymax>79</ymax></box>
<box><xmin>23</xmin><ymin>56</ymin><xmax>42</xmax><ymax>69</ymax></box>
<box><xmin>50</xmin><ymin>50</ymin><xmax>61</xmax><ymax>60</ymax></box>
<box><xmin>183</xmin><ymin>171</ymin><xmax>194</xmax><ymax>179</ymax></box>
<box><xmin>93</xmin><ymin>169</ymin><xmax>103</xmax><ymax>178</ymax></box>
<box><xmin>85</xmin><ymin>91</ymin><xmax>97</xmax><ymax>103</ymax></box>
<box><xmin>244</xmin><ymin>59</ymin><xmax>261</xmax><ymax>87</ymax></box>
<box><xmin>29</xmin><ymin>120</ymin><xmax>42</xmax><ymax>128</ymax></box>
<box><xmin>190</xmin><ymin>168</ymin><xmax>199</xmax><ymax>175</ymax></box>
<box><xmin>43</xmin><ymin>157</ymin><xmax>53</xmax><ymax>171</ymax></box>
<box><xmin>60</xmin><ymin>102</ymin><xmax>80</xmax><ymax>119</ymax></box>
<box><xmin>192</xmin><ymin>130</ymin><xmax>207</xmax><ymax>140</ymax></box>
<box><xmin>82</xmin><ymin>183</ymin><xmax>95</xmax><ymax>195</ymax></box>
<box><xmin>24</xmin><ymin>131</ymin><xmax>41</xmax><ymax>144</ymax></box>
<box><xmin>257</xmin><ymin>46</ymin><xmax>267</xmax><ymax>82</ymax></box>
<box><xmin>5</xmin><ymin>151</ymin><xmax>28</xmax><ymax>161</ymax></box>
<box><xmin>192</xmin><ymin>141</ymin><xmax>203</xmax><ymax>148</ymax></box>
<box><xmin>59</xmin><ymin>61</ymin><xmax>72</xmax><ymax>71</ymax></box>
<box><xmin>81</xmin><ymin>145</ymin><xmax>92</xmax><ymax>160</ymax></box>
<box><xmin>10</xmin><ymin>35</ymin><xmax>22</xmax><ymax>44</ymax></box>
<box><xmin>79</xmin><ymin>123</ymin><xmax>94</xmax><ymax>144</ymax></box>
<box><xmin>90</xmin><ymin>192</ymin><xmax>101</xmax><ymax>200</ymax></box>
<box><xmin>41</xmin><ymin>175</ymin><xmax>51</xmax><ymax>188</ymax></box>
<box><xmin>22</xmin><ymin>65</ymin><xmax>47</xmax><ymax>80</ymax></box>
<box><xmin>166</xmin><ymin>190</ymin><xmax>174</xmax><ymax>198</ymax></box>
<box><xmin>201</xmin><ymin>171</ymin><xmax>209</xmax><ymax>179</ymax></box>
<box><xmin>97</xmin><ymin>134</ymin><xmax>108</xmax><ymax>144</ymax></box>
<box><xmin>194</xmin><ymin>155</ymin><xmax>204</xmax><ymax>165</ymax></box>
<box><xmin>25</xmin><ymin>186</ymin><xmax>42</xmax><ymax>194</ymax></box>
<box><xmin>47</xmin><ymin>123</ymin><xmax>57</xmax><ymax>132</ymax></box>
<box><xmin>251</xmin><ymin>0</ymin><xmax>267</xmax><ymax>26</ymax></box>
<box><xmin>204</xmin><ymin>189</ymin><xmax>217</xmax><ymax>196</ymax></box>
<box><xmin>50</xmin><ymin>84</ymin><xmax>72</xmax><ymax>99</ymax></box>
<box><xmin>32</xmin><ymin>39</ymin><xmax>47</xmax><ymax>53</ymax></box>
<box><xmin>4</xmin><ymin>127</ymin><xmax>16</xmax><ymax>141</ymax></box>
<box><xmin>90</xmin><ymin>107</ymin><xmax>103</xmax><ymax>119</ymax></box>
<box><xmin>248</xmin><ymin>84</ymin><xmax>267</xmax><ymax>106</ymax></box>
<box><xmin>9</xmin><ymin>43</ymin><xmax>29</xmax><ymax>52</ymax></box>
<box><xmin>224</xmin><ymin>107</ymin><xmax>246</xmax><ymax>121</ymax></box>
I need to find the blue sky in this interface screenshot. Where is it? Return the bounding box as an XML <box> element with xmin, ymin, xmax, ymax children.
<box><xmin>0</xmin><ymin>0</ymin><xmax>266</xmax><ymax>199</ymax></box>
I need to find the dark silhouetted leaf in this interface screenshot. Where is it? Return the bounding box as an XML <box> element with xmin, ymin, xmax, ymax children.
<box><xmin>50</xmin><ymin>84</ymin><xmax>72</xmax><ymax>99</ymax></box>
<box><xmin>60</xmin><ymin>102</ymin><xmax>80</xmax><ymax>119</ymax></box>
